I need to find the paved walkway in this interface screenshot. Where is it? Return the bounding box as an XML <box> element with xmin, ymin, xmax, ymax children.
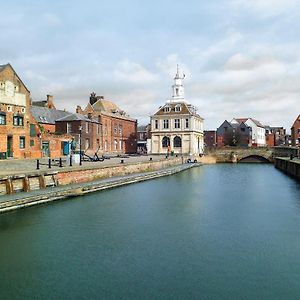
<box><xmin>0</xmin><ymin>155</ymin><xmax>170</xmax><ymax>176</ymax></box>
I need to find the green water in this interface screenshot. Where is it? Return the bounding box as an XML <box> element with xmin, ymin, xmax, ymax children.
<box><xmin>1</xmin><ymin>164</ymin><xmax>300</xmax><ymax>300</ymax></box>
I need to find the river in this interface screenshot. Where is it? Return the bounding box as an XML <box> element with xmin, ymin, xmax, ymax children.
<box><xmin>0</xmin><ymin>164</ymin><xmax>300</xmax><ymax>300</ymax></box>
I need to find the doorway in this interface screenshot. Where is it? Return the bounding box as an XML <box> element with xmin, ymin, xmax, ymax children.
<box><xmin>7</xmin><ymin>136</ymin><xmax>13</xmax><ymax>158</ymax></box>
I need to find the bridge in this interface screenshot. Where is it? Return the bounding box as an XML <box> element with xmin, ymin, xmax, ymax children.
<box><xmin>207</xmin><ymin>147</ymin><xmax>299</xmax><ymax>163</ymax></box>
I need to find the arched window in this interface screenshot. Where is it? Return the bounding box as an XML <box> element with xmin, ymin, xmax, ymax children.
<box><xmin>162</xmin><ymin>136</ymin><xmax>170</xmax><ymax>148</ymax></box>
<box><xmin>174</xmin><ymin>136</ymin><xmax>182</xmax><ymax>148</ymax></box>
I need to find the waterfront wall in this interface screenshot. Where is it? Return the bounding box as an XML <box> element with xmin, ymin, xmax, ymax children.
<box><xmin>0</xmin><ymin>163</ymin><xmax>197</xmax><ymax>214</ymax></box>
<box><xmin>275</xmin><ymin>158</ymin><xmax>300</xmax><ymax>180</ymax></box>
<box><xmin>0</xmin><ymin>157</ymin><xmax>183</xmax><ymax>195</ymax></box>
<box><xmin>56</xmin><ymin>157</ymin><xmax>183</xmax><ymax>185</ymax></box>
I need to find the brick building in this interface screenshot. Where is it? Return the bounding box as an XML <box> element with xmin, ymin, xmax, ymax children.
<box><xmin>265</xmin><ymin>126</ymin><xmax>286</xmax><ymax>147</ymax></box>
<box><xmin>204</xmin><ymin>130</ymin><xmax>217</xmax><ymax>149</ymax></box>
<box><xmin>77</xmin><ymin>93</ymin><xmax>137</xmax><ymax>154</ymax></box>
<box><xmin>56</xmin><ymin>113</ymin><xmax>101</xmax><ymax>155</ymax></box>
<box><xmin>30</xmin><ymin>97</ymin><xmax>73</xmax><ymax>157</ymax></box>
<box><xmin>137</xmin><ymin>124</ymin><xmax>151</xmax><ymax>154</ymax></box>
<box><xmin>0</xmin><ymin>63</ymin><xmax>33</xmax><ymax>158</ymax></box>
<box><xmin>291</xmin><ymin>115</ymin><xmax>300</xmax><ymax>146</ymax></box>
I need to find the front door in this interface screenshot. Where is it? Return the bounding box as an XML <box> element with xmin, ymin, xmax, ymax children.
<box><xmin>7</xmin><ymin>136</ymin><xmax>13</xmax><ymax>158</ymax></box>
<box><xmin>42</xmin><ymin>141</ymin><xmax>50</xmax><ymax>157</ymax></box>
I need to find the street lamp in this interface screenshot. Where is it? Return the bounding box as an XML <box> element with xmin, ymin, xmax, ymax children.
<box><xmin>79</xmin><ymin>125</ymin><xmax>82</xmax><ymax>166</ymax></box>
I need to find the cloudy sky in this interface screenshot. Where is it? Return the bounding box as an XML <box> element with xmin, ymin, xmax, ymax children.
<box><xmin>1</xmin><ymin>0</ymin><xmax>299</xmax><ymax>130</ymax></box>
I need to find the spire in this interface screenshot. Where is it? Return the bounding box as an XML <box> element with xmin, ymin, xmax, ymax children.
<box><xmin>169</xmin><ymin>65</ymin><xmax>185</xmax><ymax>102</ymax></box>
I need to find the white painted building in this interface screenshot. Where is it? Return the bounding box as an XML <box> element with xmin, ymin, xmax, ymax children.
<box><xmin>150</xmin><ymin>66</ymin><xmax>204</xmax><ymax>155</ymax></box>
<box><xmin>231</xmin><ymin>118</ymin><xmax>266</xmax><ymax>147</ymax></box>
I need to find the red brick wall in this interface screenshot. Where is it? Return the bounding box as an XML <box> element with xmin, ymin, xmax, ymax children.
<box><xmin>0</xmin><ymin>65</ymin><xmax>31</xmax><ymax>158</ymax></box>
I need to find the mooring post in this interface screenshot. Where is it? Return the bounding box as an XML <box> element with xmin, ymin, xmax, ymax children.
<box><xmin>48</xmin><ymin>158</ymin><xmax>51</xmax><ymax>169</ymax></box>
<box><xmin>59</xmin><ymin>157</ymin><xmax>63</xmax><ymax>167</ymax></box>
<box><xmin>69</xmin><ymin>155</ymin><xmax>73</xmax><ymax>167</ymax></box>
<box><xmin>36</xmin><ymin>159</ymin><xmax>40</xmax><ymax>170</ymax></box>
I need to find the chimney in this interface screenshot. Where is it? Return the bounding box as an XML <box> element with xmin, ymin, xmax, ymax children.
<box><xmin>46</xmin><ymin>95</ymin><xmax>55</xmax><ymax>109</ymax></box>
<box><xmin>76</xmin><ymin>105</ymin><xmax>82</xmax><ymax>114</ymax></box>
<box><xmin>90</xmin><ymin>92</ymin><xmax>98</xmax><ymax>105</ymax></box>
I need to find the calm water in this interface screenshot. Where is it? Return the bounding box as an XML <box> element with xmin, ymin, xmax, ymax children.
<box><xmin>1</xmin><ymin>164</ymin><xmax>300</xmax><ymax>300</ymax></box>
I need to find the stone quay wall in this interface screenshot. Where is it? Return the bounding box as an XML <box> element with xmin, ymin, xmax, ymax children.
<box><xmin>275</xmin><ymin>158</ymin><xmax>300</xmax><ymax>181</ymax></box>
<box><xmin>56</xmin><ymin>157</ymin><xmax>183</xmax><ymax>186</ymax></box>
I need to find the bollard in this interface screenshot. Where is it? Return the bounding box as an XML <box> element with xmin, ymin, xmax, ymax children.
<box><xmin>69</xmin><ymin>155</ymin><xmax>73</xmax><ymax>167</ymax></box>
<box><xmin>48</xmin><ymin>158</ymin><xmax>51</xmax><ymax>169</ymax></box>
<box><xmin>59</xmin><ymin>157</ymin><xmax>63</xmax><ymax>167</ymax></box>
<box><xmin>36</xmin><ymin>159</ymin><xmax>40</xmax><ymax>170</ymax></box>
<box><xmin>121</xmin><ymin>159</ymin><xmax>124</xmax><ymax>164</ymax></box>
<box><xmin>149</xmin><ymin>157</ymin><xmax>152</xmax><ymax>161</ymax></box>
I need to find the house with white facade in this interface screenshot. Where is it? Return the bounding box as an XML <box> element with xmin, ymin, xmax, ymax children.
<box><xmin>231</xmin><ymin>118</ymin><xmax>266</xmax><ymax>147</ymax></box>
<box><xmin>150</xmin><ymin>66</ymin><xmax>204</xmax><ymax>155</ymax></box>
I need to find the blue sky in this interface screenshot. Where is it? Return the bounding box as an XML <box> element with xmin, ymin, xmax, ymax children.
<box><xmin>1</xmin><ymin>0</ymin><xmax>300</xmax><ymax>130</ymax></box>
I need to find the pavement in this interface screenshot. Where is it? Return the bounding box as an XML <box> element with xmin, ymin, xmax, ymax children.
<box><xmin>0</xmin><ymin>155</ymin><xmax>176</xmax><ymax>176</ymax></box>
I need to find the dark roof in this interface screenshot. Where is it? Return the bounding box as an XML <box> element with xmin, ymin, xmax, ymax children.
<box><xmin>154</xmin><ymin>101</ymin><xmax>203</xmax><ymax>118</ymax></box>
<box><xmin>32</xmin><ymin>100</ymin><xmax>48</xmax><ymax>107</ymax></box>
<box><xmin>30</xmin><ymin>106</ymin><xmax>71</xmax><ymax>124</ymax></box>
<box><xmin>137</xmin><ymin>125</ymin><xmax>147</xmax><ymax>132</ymax></box>
<box><xmin>56</xmin><ymin>113</ymin><xmax>97</xmax><ymax>122</ymax></box>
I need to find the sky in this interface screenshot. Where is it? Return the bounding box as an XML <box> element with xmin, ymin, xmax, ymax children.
<box><xmin>1</xmin><ymin>0</ymin><xmax>300</xmax><ymax>131</ymax></box>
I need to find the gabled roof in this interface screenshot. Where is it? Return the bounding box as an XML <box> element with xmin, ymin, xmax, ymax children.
<box><xmin>93</xmin><ymin>99</ymin><xmax>120</xmax><ymax>112</ymax></box>
<box><xmin>235</xmin><ymin>117</ymin><xmax>265</xmax><ymax>128</ymax></box>
<box><xmin>30</xmin><ymin>106</ymin><xmax>71</xmax><ymax>124</ymax></box>
<box><xmin>292</xmin><ymin>115</ymin><xmax>300</xmax><ymax>128</ymax></box>
<box><xmin>90</xmin><ymin>98</ymin><xmax>136</xmax><ymax>121</ymax></box>
<box><xmin>56</xmin><ymin>113</ymin><xmax>98</xmax><ymax>123</ymax></box>
<box><xmin>0</xmin><ymin>63</ymin><xmax>30</xmax><ymax>93</ymax></box>
<box><xmin>153</xmin><ymin>101</ymin><xmax>203</xmax><ymax>119</ymax></box>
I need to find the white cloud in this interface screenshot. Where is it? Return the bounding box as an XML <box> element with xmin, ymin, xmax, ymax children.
<box><xmin>114</xmin><ymin>59</ymin><xmax>159</xmax><ymax>84</ymax></box>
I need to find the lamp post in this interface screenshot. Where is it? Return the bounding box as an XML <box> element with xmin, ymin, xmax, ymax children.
<box><xmin>79</xmin><ymin>125</ymin><xmax>82</xmax><ymax>166</ymax></box>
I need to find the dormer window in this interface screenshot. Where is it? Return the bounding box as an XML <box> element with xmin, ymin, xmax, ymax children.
<box><xmin>164</xmin><ymin>106</ymin><xmax>171</xmax><ymax>113</ymax></box>
<box><xmin>175</xmin><ymin>105</ymin><xmax>181</xmax><ymax>112</ymax></box>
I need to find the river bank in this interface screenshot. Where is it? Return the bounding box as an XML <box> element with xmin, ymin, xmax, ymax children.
<box><xmin>0</xmin><ymin>163</ymin><xmax>199</xmax><ymax>214</ymax></box>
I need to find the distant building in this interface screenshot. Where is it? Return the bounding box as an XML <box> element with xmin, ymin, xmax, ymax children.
<box><xmin>137</xmin><ymin>124</ymin><xmax>151</xmax><ymax>154</ymax></box>
<box><xmin>150</xmin><ymin>66</ymin><xmax>204</xmax><ymax>155</ymax></box>
<box><xmin>217</xmin><ymin>120</ymin><xmax>252</xmax><ymax>148</ymax></box>
<box><xmin>77</xmin><ymin>93</ymin><xmax>137</xmax><ymax>154</ymax></box>
<box><xmin>204</xmin><ymin>130</ymin><xmax>217</xmax><ymax>149</ymax></box>
<box><xmin>265</xmin><ymin>126</ymin><xmax>286</xmax><ymax>147</ymax></box>
<box><xmin>291</xmin><ymin>115</ymin><xmax>300</xmax><ymax>146</ymax></box>
<box><xmin>231</xmin><ymin>118</ymin><xmax>266</xmax><ymax>147</ymax></box>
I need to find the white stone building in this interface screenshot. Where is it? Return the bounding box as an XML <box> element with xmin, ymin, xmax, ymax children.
<box><xmin>150</xmin><ymin>66</ymin><xmax>204</xmax><ymax>155</ymax></box>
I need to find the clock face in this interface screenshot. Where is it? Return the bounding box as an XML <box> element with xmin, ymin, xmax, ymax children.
<box><xmin>5</xmin><ymin>81</ymin><xmax>15</xmax><ymax>97</ymax></box>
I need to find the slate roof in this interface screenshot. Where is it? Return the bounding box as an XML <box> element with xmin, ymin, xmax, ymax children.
<box><xmin>137</xmin><ymin>125</ymin><xmax>147</xmax><ymax>132</ymax></box>
<box><xmin>30</xmin><ymin>106</ymin><xmax>71</xmax><ymax>124</ymax></box>
<box><xmin>154</xmin><ymin>101</ymin><xmax>203</xmax><ymax>119</ymax></box>
<box><xmin>56</xmin><ymin>113</ymin><xmax>98</xmax><ymax>123</ymax></box>
<box><xmin>32</xmin><ymin>100</ymin><xmax>48</xmax><ymax>107</ymax></box>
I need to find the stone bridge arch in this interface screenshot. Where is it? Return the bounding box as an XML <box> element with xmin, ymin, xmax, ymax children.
<box><xmin>237</xmin><ymin>155</ymin><xmax>271</xmax><ymax>163</ymax></box>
